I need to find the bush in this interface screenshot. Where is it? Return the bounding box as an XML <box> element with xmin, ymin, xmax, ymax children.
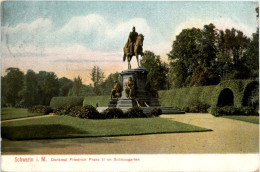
<box><xmin>83</xmin><ymin>105</ymin><xmax>102</xmax><ymax>119</ymax></box>
<box><xmin>50</xmin><ymin>96</ymin><xmax>84</xmax><ymax>108</ymax></box>
<box><xmin>101</xmin><ymin>108</ymin><xmax>124</xmax><ymax>119</ymax></box>
<box><xmin>125</xmin><ymin>107</ymin><xmax>146</xmax><ymax>118</ymax></box>
<box><xmin>148</xmin><ymin>108</ymin><xmax>162</xmax><ymax>117</ymax></box>
<box><xmin>210</xmin><ymin>106</ymin><xmax>258</xmax><ymax>117</ymax></box>
<box><xmin>69</xmin><ymin>106</ymin><xmax>86</xmax><ymax>118</ymax></box>
<box><xmin>185</xmin><ymin>102</ymin><xmax>210</xmax><ymax>113</ymax></box>
<box><xmin>28</xmin><ymin>105</ymin><xmax>53</xmax><ymax>115</ymax></box>
<box><xmin>53</xmin><ymin>105</ymin><xmax>72</xmax><ymax>116</ymax></box>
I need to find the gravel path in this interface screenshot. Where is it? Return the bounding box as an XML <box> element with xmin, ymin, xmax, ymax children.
<box><xmin>1</xmin><ymin>113</ymin><xmax>258</xmax><ymax>154</ymax></box>
<box><xmin>1</xmin><ymin>114</ymin><xmax>55</xmax><ymax>123</ymax></box>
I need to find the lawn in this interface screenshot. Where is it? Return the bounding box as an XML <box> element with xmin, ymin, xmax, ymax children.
<box><xmin>1</xmin><ymin>115</ymin><xmax>212</xmax><ymax>140</ymax></box>
<box><xmin>223</xmin><ymin>116</ymin><xmax>259</xmax><ymax>124</ymax></box>
<box><xmin>1</xmin><ymin>108</ymin><xmax>45</xmax><ymax>121</ymax></box>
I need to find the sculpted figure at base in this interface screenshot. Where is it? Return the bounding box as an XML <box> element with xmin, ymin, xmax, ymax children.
<box><xmin>111</xmin><ymin>81</ymin><xmax>122</xmax><ymax>99</ymax></box>
<box><xmin>123</xmin><ymin>27</ymin><xmax>144</xmax><ymax>69</ymax></box>
<box><xmin>125</xmin><ymin>77</ymin><xmax>135</xmax><ymax>98</ymax></box>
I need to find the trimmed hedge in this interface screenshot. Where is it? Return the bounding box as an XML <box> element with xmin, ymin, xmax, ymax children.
<box><xmin>83</xmin><ymin>96</ymin><xmax>110</xmax><ymax>107</ymax></box>
<box><xmin>50</xmin><ymin>96</ymin><xmax>84</xmax><ymax>108</ymax></box>
<box><xmin>159</xmin><ymin>85</ymin><xmax>215</xmax><ymax>112</ymax></box>
<box><xmin>159</xmin><ymin>80</ymin><xmax>258</xmax><ymax>113</ymax></box>
<box><xmin>210</xmin><ymin>80</ymin><xmax>257</xmax><ymax>109</ymax></box>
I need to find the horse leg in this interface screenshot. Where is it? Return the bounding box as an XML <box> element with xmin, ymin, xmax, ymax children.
<box><xmin>136</xmin><ymin>55</ymin><xmax>140</xmax><ymax>67</ymax></box>
<box><xmin>127</xmin><ymin>56</ymin><xmax>131</xmax><ymax>69</ymax></box>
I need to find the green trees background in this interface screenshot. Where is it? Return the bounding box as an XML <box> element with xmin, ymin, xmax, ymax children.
<box><xmin>1</xmin><ymin>8</ymin><xmax>258</xmax><ymax>108</ymax></box>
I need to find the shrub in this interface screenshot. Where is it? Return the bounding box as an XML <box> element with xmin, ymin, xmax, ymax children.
<box><xmin>28</xmin><ymin>105</ymin><xmax>53</xmax><ymax>115</ymax></box>
<box><xmin>210</xmin><ymin>106</ymin><xmax>258</xmax><ymax>117</ymax></box>
<box><xmin>69</xmin><ymin>106</ymin><xmax>86</xmax><ymax>118</ymax></box>
<box><xmin>83</xmin><ymin>105</ymin><xmax>102</xmax><ymax>119</ymax></box>
<box><xmin>125</xmin><ymin>107</ymin><xmax>146</xmax><ymax>118</ymax></box>
<box><xmin>53</xmin><ymin>105</ymin><xmax>72</xmax><ymax>116</ymax></box>
<box><xmin>148</xmin><ymin>108</ymin><xmax>162</xmax><ymax>117</ymax></box>
<box><xmin>101</xmin><ymin>108</ymin><xmax>124</xmax><ymax>119</ymax></box>
<box><xmin>50</xmin><ymin>97</ymin><xmax>84</xmax><ymax>108</ymax></box>
<box><xmin>189</xmin><ymin>103</ymin><xmax>210</xmax><ymax>113</ymax></box>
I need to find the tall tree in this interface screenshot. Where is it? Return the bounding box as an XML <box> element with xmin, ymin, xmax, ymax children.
<box><xmin>72</xmin><ymin>76</ymin><xmax>83</xmax><ymax>96</ymax></box>
<box><xmin>41</xmin><ymin>72</ymin><xmax>59</xmax><ymax>105</ymax></box>
<box><xmin>168</xmin><ymin>28</ymin><xmax>203</xmax><ymax>87</ymax></box>
<box><xmin>141</xmin><ymin>51</ymin><xmax>168</xmax><ymax>90</ymax></box>
<box><xmin>244</xmin><ymin>7</ymin><xmax>259</xmax><ymax>77</ymax></box>
<box><xmin>20</xmin><ymin>70</ymin><xmax>40</xmax><ymax>107</ymax></box>
<box><xmin>3</xmin><ymin>68</ymin><xmax>24</xmax><ymax>106</ymax></box>
<box><xmin>1</xmin><ymin>76</ymin><xmax>7</xmax><ymax>107</ymax></box>
<box><xmin>58</xmin><ymin>77</ymin><xmax>73</xmax><ymax>96</ymax></box>
<box><xmin>90</xmin><ymin>66</ymin><xmax>105</xmax><ymax>95</ymax></box>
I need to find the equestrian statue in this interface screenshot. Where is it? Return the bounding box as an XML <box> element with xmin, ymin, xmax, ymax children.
<box><xmin>123</xmin><ymin>26</ymin><xmax>144</xmax><ymax>69</ymax></box>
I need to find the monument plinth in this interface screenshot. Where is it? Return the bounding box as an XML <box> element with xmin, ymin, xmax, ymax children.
<box><xmin>115</xmin><ymin>68</ymin><xmax>160</xmax><ymax>110</ymax></box>
<box><xmin>103</xmin><ymin>67</ymin><xmax>184</xmax><ymax>114</ymax></box>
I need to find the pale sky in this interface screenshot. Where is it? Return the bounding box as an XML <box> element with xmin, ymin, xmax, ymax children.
<box><xmin>1</xmin><ymin>1</ymin><xmax>258</xmax><ymax>84</ymax></box>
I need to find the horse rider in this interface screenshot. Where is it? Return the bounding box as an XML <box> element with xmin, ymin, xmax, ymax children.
<box><xmin>126</xmin><ymin>26</ymin><xmax>138</xmax><ymax>56</ymax></box>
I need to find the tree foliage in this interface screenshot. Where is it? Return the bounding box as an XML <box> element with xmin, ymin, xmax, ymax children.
<box><xmin>100</xmin><ymin>72</ymin><xmax>121</xmax><ymax>95</ymax></box>
<box><xmin>72</xmin><ymin>76</ymin><xmax>83</xmax><ymax>96</ymax></box>
<box><xmin>140</xmin><ymin>51</ymin><xmax>169</xmax><ymax>90</ymax></box>
<box><xmin>90</xmin><ymin>66</ymin><xmax>105</xmax><ymax>95</ymax></box>
<box><xmin>2</xmin><ymin>68</ymin><xmax>24</xmax><ymax>106</ymax></box>
<box><xmin>168</xmin><ymin>23</ymin><xmax>254</xmax><ymax>88</ymax></box>
<box><xmin>58</xmin><ymin>77</ymin><xmax>73</xmax><ymax>96</ymax></box>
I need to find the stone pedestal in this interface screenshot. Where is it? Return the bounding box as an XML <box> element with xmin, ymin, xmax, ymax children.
<box><xmin>102</xmin><ymin>67</ymin><xmax>184</xmax><ymax>114</ymax></box>
<box><xmin>116</xmin><ymin>68</ymin><xmax>160</xmax><ymax>109</ymax></box>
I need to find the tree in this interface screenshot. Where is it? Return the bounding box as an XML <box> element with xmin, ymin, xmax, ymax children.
<box><xmin>168</xmin><ymin>28</ymin><xmax>203</xmax><ymax>87</ymax></box>
<box><xmin>72</xmin><ymin>76</ymin><xmax>83</xmax><ymax>96</ymax></box>
<box><xmin>90</xmin><ymin>66</ymin><xmax>105</xmax><ymax>95</ymax></box>
<box><xmin>244</xmin><ymin>7</ymin><xmax>259</xmax><ymax>77</ymax></box>
<box><xmin>100</xmin><ymin>72</ymin><xmax>121</xmax><ymax>95</ymax></box>
<box><xmin>1</xmin><ymin>76</ymin><xmax>7</xmax><ymax>107</ymax></box>
<box><xmin>191</xmin><ymin>64</ymin><xmax>220</xmax><ymax>86</ymax></box>
<box><xmin>40</xmin><ymin>72</ymin><xmax>59</xmax><ymax>105</ymax></box>
<box><xmin>141</xmin><ymin>51</ymin><xmax>168</xmax><ymax>90</ymax></box>
<box><xmin>20</xmin><ymin>70</ymin><xmax>41</xmax><ymax>107</ymax></box>
<box><xmin>3</xmin><ymin>68</ymin><xmax>24</xmax><ymax>106</ymax></box>
<box><xmin>201</xmin><ymin>23</ymin><xmax>218</xmax><ymax>66</ymax></box>
<box><xmin>58</xmin><ymin>77</ymin><xmax>73</xmax><ymax>96</ymax></box>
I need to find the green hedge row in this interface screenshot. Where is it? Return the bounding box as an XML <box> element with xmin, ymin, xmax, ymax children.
<box><xmin>50</xmin><ymin>96</ymin><xmax>84</xmax><ymax>108</ymax></box>
<box><xmin>211</xmin><ymin>79</ymin><xmax>256</xmax><ymax>108</ymax></box>
<box><xmin>159</xmin><ymin>80</ymin><xmax>258</xmax><ymax>111</ymax></box>
<box><xmin>83</xmin><ymin>96</ymin><xmax>110</xmax><ymax>107</ymax></box>
<box><xmin>159</xmin><ymin>85</ymin><xmax>215</xmax><ymax>111</ymax></box>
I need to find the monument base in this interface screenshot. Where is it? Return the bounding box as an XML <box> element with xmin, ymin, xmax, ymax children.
<box><xmin>98</xmin><ymin>67</ymin><xmax>184</xmax><ymax>114</ymax></box>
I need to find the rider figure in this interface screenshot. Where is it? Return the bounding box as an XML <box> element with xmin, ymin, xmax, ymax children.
<box><xmin>127</xmin><ymin>26</ymin><xmax>138</xmax><ymax>56</ymax></box>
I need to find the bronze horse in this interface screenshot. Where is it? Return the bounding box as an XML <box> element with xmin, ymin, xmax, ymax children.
<box><xmin>123</xmin><ymin>34</ymin><xmax>144</xmax><ymax>69</ymax></box>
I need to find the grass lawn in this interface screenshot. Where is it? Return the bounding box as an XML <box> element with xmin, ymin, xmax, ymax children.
<box><xmin>223</xmin><ymin>116</ymin><xmax>259</xmax><ymax>124</ymax></box>
<box><xmin>1</xmin><ymin>108</ymin><xmax>45</xmax><ymax>121</ymax></box>
<box><xmin>1</xmin><ymin>115</ymin><xmax>211</xmax><ymax>140</ymax></box>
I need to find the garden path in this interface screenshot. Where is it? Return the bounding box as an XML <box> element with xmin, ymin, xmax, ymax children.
<box><xmin>1</xmin><ymin>114</ymin><xmax>55</xmax><ymax>123</ymax></box>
